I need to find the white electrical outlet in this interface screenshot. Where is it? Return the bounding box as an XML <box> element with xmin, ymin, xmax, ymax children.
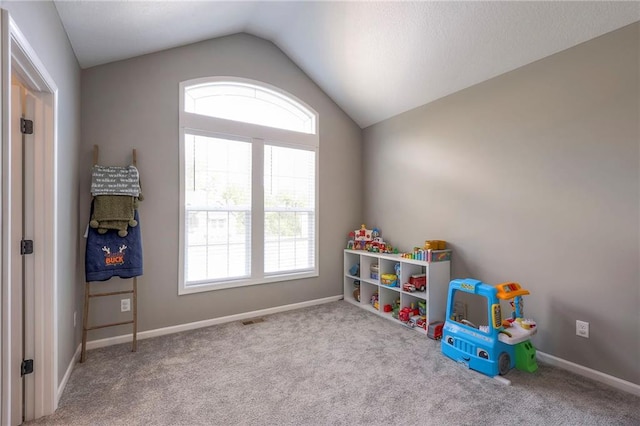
<box><xmin>121</xmin><ymin>298</ymin><xmax>131</xmax><ymax>312</ymax></box>
<box><xmin>576</xmin><ymin>320</ymin><xmax>589</xmax><ymax>338</ymax></box>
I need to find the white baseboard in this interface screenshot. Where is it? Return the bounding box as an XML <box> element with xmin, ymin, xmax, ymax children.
<box><xmin>86</xmin><ymin>295</ymin><xmax>343</xmax><ymax>350</ymax></box>
<box><xmin>536</xmin><ymin>351</ymin><xmax>640</xmax><ymax>397</ymax></box>
<box><xmin>57</xmin><ymin>344</ymin><xmax>81</xmax><ymax>406</ymax></box>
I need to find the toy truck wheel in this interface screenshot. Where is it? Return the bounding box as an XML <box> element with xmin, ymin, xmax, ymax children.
<box><xmin>498</xmin><ymin>352</ymin><xmax>510</xmax><ymax>376</ymax></box>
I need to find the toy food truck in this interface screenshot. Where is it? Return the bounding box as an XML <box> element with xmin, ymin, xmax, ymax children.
<box><xmin>441</xmin><ymin>278</ymin><xmax>538</xmax><ymax>378</ymax></box>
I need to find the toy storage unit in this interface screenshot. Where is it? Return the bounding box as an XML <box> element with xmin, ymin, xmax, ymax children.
<box><xmin>343</xmin><ymin>249</ymin><xmax>451</xmax><ymax>335</ymax></box>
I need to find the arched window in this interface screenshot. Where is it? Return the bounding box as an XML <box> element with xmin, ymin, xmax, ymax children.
<box><xmin>184</xmin><ymin>80</ymin><xmax>316</xmax><ymax>134</ymax></box>
<box><xmin>178</xmin><ymin>77</ymin><xmax>319</xmax><ymax>294</ymax></box>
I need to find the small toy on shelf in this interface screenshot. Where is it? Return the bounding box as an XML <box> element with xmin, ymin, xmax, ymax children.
<box><xmin>351</xmin><ymin>224</ymin><xmax>373</xmax><ymax>250</ymax></box>
<box><xmin>381</xmin><ymin>273</ymin><xmax>398</xmax><ymax>287</ymax></box>
<box><xmin>391</xmin><ymin>298</ymin><xmax>400</xmax><ymax>319</ymax></box>
<box><xmin>409</xmin><ymin>274</ymin><xmax>426</xmax><ymax>292</ymax></box>
<box><xmin>370</xmin><ymin>292</ymin><xmax>379</xmax><ymax>310</ymax></box>
<box><xmin>400</xmin><ymin>240</ymin><xmax>451</xmax><ymax>261</ymax></box>
<box><xmin>424</xmin><ymin>240</ymin><xmax>447</xmax><ymax>250</ymax></box>
<box><xmin>399</xmin><ymin>303</ymin><xmax>420</xmax><ymax>324</ymax></box>
<box><xmin>370</xmin><ymin>237</ymin><xmax>390</xmax><ymax>253</ymax></box>
<box><xmin>408</xmin><ymin>315</ymin><xmax>419</xmax><ymax>328</ymax></box>
<box><xmin>401</xmin><ymin>247</ymin><xmax>428</xmax><ymax>261</ymax></box>
<box><xmin>402</xmin><ymin>283</ymin><xmax>416</xmax><ymax>293</ymax></box>
<box><xmin>353</xmin><ymin>288</ymin><xmax>360</xmax><ymax>302</ymax></box>
<box><xmin>416</xmin><ymin>316</ymin><xmax>427</xmax><ymax>329</ymax></box>
<box><xmin>408</xmin><ymin>315</ymin><xmax>427</xmax><ymax>329</ymax></box>
<box><xmin>346</xmin><ymin>231</ymin><xmax>355</xmax><ymax>249</ymax></box>
<box><xmin>383</xmin><ymin>304</ymin><xmax>392</xmax><ymax>313</ymax></box>
<box><xmin>370</xmin><ymin>263</ymin><xmax>379</xmax><ymax>280</ymax></box>
<box><xmin>347</xmin><ymin>224</ymin><xmax>395</xmax><ymax>253</ymax></box>
<box><xmin>418</xmin><ymin>300</ymin><xmax>426</xmax><ymax>316</ymax></box>
<box><xmin>398</xmin><ymin>307</ymin><xmax>412</xmax><ymax>323</ymax></box>
<box><xmin>349</xmin><ymin>263</ymin><xmax>360</xmax><ymax>277</ymax></box>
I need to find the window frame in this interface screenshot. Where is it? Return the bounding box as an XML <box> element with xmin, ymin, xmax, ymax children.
<box><xmin>178</xmin><ymin>77</ymin><xmax>319</xmax><ymax>295</ymax></box>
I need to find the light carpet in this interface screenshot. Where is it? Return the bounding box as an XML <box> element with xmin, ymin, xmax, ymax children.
<box><xmin>29</xmin><ymin>301</ymin><xmax>639</xmax><ymax>425</ymax></box>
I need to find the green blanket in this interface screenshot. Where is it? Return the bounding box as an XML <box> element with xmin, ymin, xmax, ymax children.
<box><xmin>89</xmin><ymin>195</ymin><xmax>138</xmax><ymax>237</ymax></box>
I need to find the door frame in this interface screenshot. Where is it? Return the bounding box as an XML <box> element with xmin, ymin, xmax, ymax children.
<box><xmin>1</xmin><ymin>11</ymin><xmax>58</xmax><ymax>424</ymax></box>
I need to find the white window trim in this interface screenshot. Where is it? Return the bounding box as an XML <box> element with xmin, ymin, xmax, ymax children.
<box><xmin>178</xmin><ymin>77</ymin><xmax>319</xmax><ymax>295</ymax></box>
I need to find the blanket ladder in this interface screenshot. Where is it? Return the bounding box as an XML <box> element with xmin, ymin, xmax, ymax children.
<box><xmin>81</xmin><ymin>145</ymin><xmax>140</xmax><ymax>362</ymax></box>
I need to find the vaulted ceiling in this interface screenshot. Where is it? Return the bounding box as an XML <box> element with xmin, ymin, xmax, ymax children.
<box><xmin>53</xmin><ymin>1</ymin><xmax>640</xmax><ymax>128</ymax></box>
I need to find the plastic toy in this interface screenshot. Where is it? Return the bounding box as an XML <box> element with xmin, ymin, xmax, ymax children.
<box><xmin>409</xmin><ymin>274</ymin><xmax>426</xmax><ymax>291</ymax></box>
<box><xmin>353</xmin><ymin>288</ymin><xmax>360</xmax><ymax>302</ymax></box>
<box><xmin>370</xmin><ymin>264</ymin><xmax>379</xmax><ymax>280</ymax></box>
<box><xmin>400</xmin><ymin>242</ymin><xmax>451</xmax><ymax>262</ymax></box>
<box><xmin>402</xmin><ymin>283</ymin><xmax>416</xmax><ymax>292</ymax></box>
<box><xmin>349</xmin><ymin>224</ymin><xmax>373</xmax><ymax>250</ymax></box>
<box><xmin>399</xmin><ymin>307</ymin><xmax>412</xmax><ymax>323</ymax></box>
<box><xmin>399</xmin><ymin>304</ymin><xmax>420</xmax><ymax>323</ymax></box>
<box><xmin>418</xmin><ymin>300</ymin><xmax>426</xmax><ymax>316</ymax></box>
<box><xmin>424</xmin><ymin>240</ymin><xmax>447</xmax><ymax>250</ymax></box>
<box><xmin>346</xmin><ymin>231</ymin><xmax>355</xmax><ymax>249</ymax></box>
<box><xmin>347</xmin><ymin>224</ymin><xmax>395</xmax><ymax>253</ymax></box>
<box><xmin>370</xmin><ymin>292</ymin><xmax>379</xmax><ymax>310</ymax></box>
<box><xmin>370</xmin><ymin>236</ymin><xmax>390</xmax><ymax>253</ymax></box>
<box><xmin>401</xmin><ymin>247</ymin><xmax>427</xmax><ymax>261</ymax></box>
<box><xmin>381</xmin><ymin>273</ymin><xmax>398</xmax><ymax>287</ymax></box>
<box><xmin>409</xmin><ymin>315</ymin><xmax>427</xmax><ymax>329</ymax></box>
<box><xmin>391</xmin><ymin>298</ymin><xmax>401</xmax><ymax>319</ymax></box>
<box><xmin>441</xmin><ymin>279</ymin><xmax>538</xmax><ymax>380</ymax></box>
<box><xmin>383</xmin><ymin>304</ymin><xmax>392</xmax><ymax>313</ymax></box>
<box><xmin>427</xmin><ymin>321</ymin><xmax>444</xmax><ymax>340</ymax></box>
<box><xmin>349</xmin><ymin>263</ymin><xmax>359</xmax><ymax>277</ymax></box>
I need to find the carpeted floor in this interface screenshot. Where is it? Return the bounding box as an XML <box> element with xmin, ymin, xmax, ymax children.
<box><xmin>29</xmin><ymin>301</ymin><xmax>639</xmax><ymax>425</ymax></box>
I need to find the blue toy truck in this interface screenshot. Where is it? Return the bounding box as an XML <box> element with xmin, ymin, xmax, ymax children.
<box><xmin>441</xmin><ymin>278</ymin><xmax>538</xmax><ymax>378</ymax></box>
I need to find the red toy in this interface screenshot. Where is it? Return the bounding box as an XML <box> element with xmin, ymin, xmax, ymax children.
<box><xmin>398</xmin><ymin>307</ymin><xmax>411</xmax><ymax>323</ymax></box>
<box><xmin>409</xmin><ymin>315</ymin><xmax>427</xmax><ymax>329</ymax></box>
<box><xmin>403</xmin><ymin>283</ymin><xmax>416</xmax><ymax>292</ymax></box>
<box><xmin>399</xmin><ymin>306</ymin><xmax>420</xmax><ymax>323</ymax></box>
<box><xmin>427</xmin><ymin>321</ymin><xmax>444</xmax><ymax>340</ymax></box>
<box><xmin>409</xmin><ymin>274</ymin><xmax>427</xmax><ymax>292</ymax></box>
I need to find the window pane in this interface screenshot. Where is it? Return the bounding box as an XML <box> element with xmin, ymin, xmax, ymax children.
<box><xmin>185</xmin><ymin>82</ymin><xmax>315</xmax><ymax>134</ymax></box>
<box><xmin>184</xmin><ymin>134</ymin><xmax>252</xmax><ymax>283</ymax></box>
<box><xmin>264</xmin><ymin>145</ymin><xmax>315</xmax><ymax>274</ymax></box>
<box><xmin>180</xmin><ymin>77</ymin><xmax>319</xmax><ymax>293</ymax></box>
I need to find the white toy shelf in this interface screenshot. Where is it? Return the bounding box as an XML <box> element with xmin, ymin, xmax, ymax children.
<box><xmin>343</xmin><ymin>249</ymin><xmax>451</xmax><ymax>335</ymax></box>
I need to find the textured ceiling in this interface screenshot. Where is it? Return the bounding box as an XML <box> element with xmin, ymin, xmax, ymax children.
<box><xmin>54</xmin><ymin>1</ymin><xmax>640</xmax><ymax>128</ymax></box>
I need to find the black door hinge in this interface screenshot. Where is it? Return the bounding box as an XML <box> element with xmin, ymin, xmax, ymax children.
<box><xmin>20</xmin><ymin>239</ymin><xmax>33</xmax><ymax>255</ymax></box>
<box><xmin>21</xmin><ymin>359</ymin><xmax>33</xmax><ymax>376</ymax></box>
<box><xmin>20</xmin><ymin>118</ymin><xmax>33</xmax><ymax>135</ymax></box>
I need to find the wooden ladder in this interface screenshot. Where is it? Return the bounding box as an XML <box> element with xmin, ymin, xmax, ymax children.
<box><xmin>80</xmin><ymin>145</ymin><xmax>139</xmax><ymax>363</ymax></box>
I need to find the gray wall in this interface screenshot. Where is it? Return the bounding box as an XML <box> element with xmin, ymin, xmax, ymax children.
<box><xmin>363</xmin><ymin>23</ymin><xmax>639</xmax><ymax>385</ymax></box>
<box><xmin>2</xmin><ymin>1</ymin><xmax>81</xmax><ymax>387</ymax></box>
<box><xmin>80</xmin><ymin>34</ymin><xmax>362</xmax><ymax>339</ymax></box>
